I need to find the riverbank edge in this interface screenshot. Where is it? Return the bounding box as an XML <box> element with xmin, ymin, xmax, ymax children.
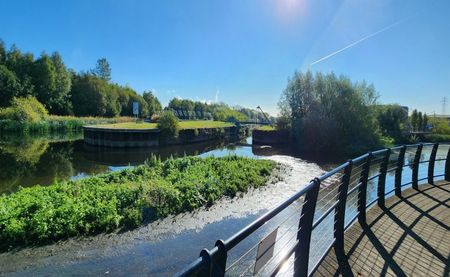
<box><xmin>83</xmin><ymin>125</ymin><xmax>247</xmax><ymax>147</ymax></box>
<box><xmin>0</xmin><ymin>156</ymin><xmax>281</xmax><ymax>251</ymax></box>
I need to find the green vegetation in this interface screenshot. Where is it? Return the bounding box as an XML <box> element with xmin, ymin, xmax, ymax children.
<box><xmin>167</xmin><ymin>98</ymin><xmax>270</xmax><ymax>122</ymax></box>
<box><xmin>157</xmin><ymin>111</ymin><xmax>180</xmax><ymax>141</ymax></box>
<box><xmin>0</xmin><ymin>114</ymin><xmax>133</xmax><ymax>133</ymax></box>
<box><xmin>0</xmin><ymin>40</ymin><xmax>159</xmax><ymax>118</ymax></box>
<box><xmin>256</xmin><ymin>125</ymin><xmax>276</xmax><ymax>131</ymax></box>
<box><xmin>0</xmin><ymin>96</ymin><xmax>48</xmax><ymax>123</ymax></box>
<box><xmin>278</xmin><ymin>71</ymin><xmax>381</xmax><ymax>155</ymax></box>
<box><xmin>0</xmin><ymin>156</ymin><xmax>276</xmax><ymax>248</ymax></box>
<box><xmin>95</xmin><ymin>120</ymin><xmax>233</xmax><ymax>130</ymax></box>
<box><xmin>375</xmin><ymin>105</ymin><xmax>408</xmax><ymax>143</ymax></box>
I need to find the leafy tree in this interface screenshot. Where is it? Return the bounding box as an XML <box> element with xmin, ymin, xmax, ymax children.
<box><xmin>278</xmin><ymin>71</ymin><xmax>380</xmax><ymax>154</ymax></box>
<box><xmin>0</xmin><ymin>65</ymin><xmax>22</xmax><ymax>107</ymax></box>
<box><xmin>32</xmin><ymin>54</ymin><xmax>57</xmax><ymax>110</ymax></box>
<box><xmin>49</xmin><ymin>52</ymin><xmax>72</xmax><ymax>114</ymax></box>
<box><xmin>5</xmin><ymin>45</ymin><xmax>34</xmax><ymax>96</ymax></box>
<box><xmin>142</xmin><ymin>91</ymin><xmax>162</xmax><ymax>117</ymax></box>
<box><xmin>71</xmin><ymin>74</ymin><xmax>109</xmax><ymax>116</ymax></box>
<box><xmin>0</xmin><ymin>40</ymin><xmax>6</xmax><ymax>64</ymax></box>
<box><xmin>411</xmin><ymin>109</ymin><xmax>418</xmax><ymax>131</ymax></box>
<box><xmin>417</xmin><ymin>112</ymin><xmax>423</xmax><ymax>131</ymax></box>
<box><xmin>423</xmin><ymin>114</ymin><xmax>428</xmax><ymax>131</ymax></box>
<box><xmin>92</xmin><ymin>58</ymin><xmax>111</xmax><ymax>81</ymax></box>
<box><xmin>376</xmin><ymin>105</ymin><xmax>408</xmax><ymax>142</ymax></box>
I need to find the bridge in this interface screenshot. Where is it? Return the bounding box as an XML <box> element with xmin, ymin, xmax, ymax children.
<box><xmin>176</xmin><ymin>143</ymin><xmax>450</xmax><ymax>276</ymax></box>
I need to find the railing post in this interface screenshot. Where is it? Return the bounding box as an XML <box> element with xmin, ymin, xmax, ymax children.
<box><xmin>446</xmin><ymin>145</ymin><xmax>450</xmax><ymax>182</ymax></box>
<box><xmin>334</xmin><ymin>160</ymin><xmax>352</xmax><ymax>254</ymax></box>
<box><xmin>294</xmin><ymin>178</ymin><xmax>320</xmax><ymax>277</ymax></box>
<box><xmin>412</xmin><ymin>144</ymin><xmax>423</xmax><ymax>190</ymax></box>
<box><xmin>358</xmin><ymin>153</ymin><xmax>372</xmax><ymax>224</ymax></box>
<box><xmin>395</xmin><ymin>146</ymin><xmax>406</xmax><ymax>197</ymax></box>
<box><xmin>428</xmin><ymin>143</ymin><xmax>439</xmax><ymax>184</ymax></box>
<box><xmin>377</xmin><ymin>149</ymin><xmax>390</xmax><ymax>207</ymax></box>
<box><xmin>197</xmin><ymin>243</ymin><xmax>227</xmax><ymax>277</ymax></box>
<box><xmin>213</xmin><ymin>240</ymin><xmax>227</xmax><ymax>277</ymax></box>
<box><xmin>198</xmin><ymin>249</ymin><xmax>213</xmax><ymax>277</ymax></box>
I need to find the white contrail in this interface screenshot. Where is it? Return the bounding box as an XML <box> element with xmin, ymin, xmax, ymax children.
<box><xmin>310</xmin><ymin>19</ymin><xmax>407</xmax><ymax>66</ymax></box>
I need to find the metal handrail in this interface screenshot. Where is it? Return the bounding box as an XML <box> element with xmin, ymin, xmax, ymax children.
<box><xmin>175</xmin><ymin>142</ymin><xmax>450</xmax><ymax>277</ymax></box>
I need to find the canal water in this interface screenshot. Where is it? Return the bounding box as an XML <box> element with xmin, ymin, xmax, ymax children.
<box><xmin>0</xmin><ymin>134</ymin><xmax>446</xmax><ymax>276</ymax></box>
<box><xmin>0</xmin><ymin>133</ymin><xmax>313</xmax><ymax>195</ymax></box>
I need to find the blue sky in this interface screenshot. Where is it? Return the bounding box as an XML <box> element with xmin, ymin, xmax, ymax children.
<box><xmin>1</xmin><ymin>0</ymin><xmax>449</xmax><ymax>115</ymax></box>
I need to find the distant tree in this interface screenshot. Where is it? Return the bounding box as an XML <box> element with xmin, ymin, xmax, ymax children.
<box><xmin>50</xmin><ymin>52</ymin><xmax>72</xmax><ymax>114</ymax></box>
<box><xmin>423</xmin><ymin>113</ymin><xmax>428</xmax><ymax>131</ymax></box>
<box><xmin>92</xmin><ymin>58</ymin><xmax>111</xmax><ymax>81</ymax></box>
<box><xmin>410</xmin><ymin>109</ymin><xmax>418</xmax><ymax>131</ymax></box>
<box><xmin>114</xmin><ymin>85</ymin><xmax>147</xmax><ymax>117</ymax></box>
<box><xmin>32</xmin><ymin>54</ymin><xmax>57</xmax><ymax>110</ymax></box>
<box><xmin>0</xmin><ymin>65</ymin><xmax>22</xmax><ymax>107</ymax></box>
<box><xmin>71</xmin><ymin>74</ymin><xmax>109</xmax><ymax>116</ymax></box>
<box><xmin>376</xmin><ymin>105</ymin><xmax>408</xmax><ymax>142</ymax></box>
<box><xmin>278</xmin><ymin>71</ymin><xmax>380</xmax><ymax>154</ymax></box>
<box><xmin>417</xmin><ymin>112</ymin><xmax>423</xmax><ymax>132</ymax></box>
<box><xmin>5</xmin><ymin>45</ymin><xmax>34</xmax><ymax>96</ymax></box>
<box><xmin>142</xmin><ymin>91</ymin><xmax>162</xmax><ymax>117</ymax></box>
<box><xmin>0</xmin><ymin>40</ymin><xmax>6</xmax><ymax>64</ymax></box>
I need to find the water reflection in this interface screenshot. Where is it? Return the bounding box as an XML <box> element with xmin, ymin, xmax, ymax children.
<box><xmin>1</xmin><ymin>134</ymin><xmax>308</xmax><ymax>194</ymax></box>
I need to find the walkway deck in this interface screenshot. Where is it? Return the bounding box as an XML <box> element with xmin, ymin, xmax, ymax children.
<box><xmin>314</xmin><ymin>180</ymin><xmax>450</xmax><ymax>277</ymax></box>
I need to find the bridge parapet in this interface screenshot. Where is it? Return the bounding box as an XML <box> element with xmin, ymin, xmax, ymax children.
<box><xmin>176</xmin><ymin>142</ymin><xmax>450</xmax><ymax>276</ymax></box>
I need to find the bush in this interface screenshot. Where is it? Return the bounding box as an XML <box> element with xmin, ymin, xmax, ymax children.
<box><xmin>0</xmin><ymin>156</ymin><xmax>276</xmax><ymax>248</ymax></box>
<box><xmin>157</xmin><ymin>111</ymin><xmax>179</xmax><ymax>142</ymax></box>
<box><xmin>0</xmin><ymin>96</ymin><xmax>48</xmax><ymax>123</ymax></box>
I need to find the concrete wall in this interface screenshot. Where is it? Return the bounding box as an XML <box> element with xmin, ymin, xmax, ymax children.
<box><xmin>252</xmin><ymin>129</ymin><xmax>289</xmax><ymax>145</ymax></box>
<box><xmin>83</xmin><ymin>126</ymin><xmax>239</xmax><ymax>148</ymax></box>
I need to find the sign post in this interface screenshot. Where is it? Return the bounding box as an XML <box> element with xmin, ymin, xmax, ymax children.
<box><xmin>132</xmin><ymin>101</ymin><xmax>139</xmax><ymax>121</ymax></box>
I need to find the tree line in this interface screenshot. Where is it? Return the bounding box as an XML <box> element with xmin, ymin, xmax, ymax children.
<box><xmin>0</xmin><ymin>40</ymin><xmax>161</xmax><ymax>117</ymax></box>
<box><xmin>1</xmin><ymin>40</ymin><xmax>268</xmax><ymax>122</ymax></box>
<box><xmin>277</xmin><ymin>71</ymin><xmax>438</xmax><ymax>155</ymax></box>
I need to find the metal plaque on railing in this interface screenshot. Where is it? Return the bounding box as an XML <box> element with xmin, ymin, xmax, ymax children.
<box><xmin>254</xmin><ymin>227</ymin><xmax>278</xmax><ymax>275</ymax></box>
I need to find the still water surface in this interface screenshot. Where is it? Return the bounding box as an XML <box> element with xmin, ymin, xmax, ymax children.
<box><xmin>0</xmin><ymin>133</ymin><xmax>304</xmax><ymax>195</ymax></box>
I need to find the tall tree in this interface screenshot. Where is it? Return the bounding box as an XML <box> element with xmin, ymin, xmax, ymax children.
<box><xmin>422</xmin><ymin>113</ymin><xmax>428</xmax><ymax>131</ymax></box>
<box><xmin>50</xmin><ymin>52</ymin><xmax>72</xmax><ymax>114</ymax></box>
<box><xmin>71</xmin><ymin>74</ymin><xmax>109</xmax><ymax>116</ymax></box>
<box><xmin>0</xmin><ymin>65</ymin><xmax>22</xmax><ymax>107</ymax></box>
<box><xmin>0</xmin><ymin>40</ymin><xmax>6</xmax><ymax>65</ymax></box>
<box><xmin>32</xmin><ymin>53</ymin><xmax>57</xmax><ymax>111</ymax></box>
<box><xmin>417</xmin><ymin>112</ymin><xmax>423</xmax><ymax>132</ymax></box>
<box><xmin>92</xmin><ymin>58</ymin><xmax>111</xmax><ymax>81</ymax></box>
<box><xmin>410</xmin><ymin>109</ymin><xmax>418</xmax><ymax>131</ymax></box>
<box><xmin>142</xmin><ymin>90</ymin><xmax>162</xmax><ymax>116</ymax></box>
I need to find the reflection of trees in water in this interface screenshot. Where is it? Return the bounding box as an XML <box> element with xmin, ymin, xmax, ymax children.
<box><xmin>0</xmin><ymin>140</ymin><xmax>77</xmax><ymax>194</ymax></box>
<box><xmin>81</xmin><ymin>139</ymin><xmax>230</xmax><ymax>166</ymax></box>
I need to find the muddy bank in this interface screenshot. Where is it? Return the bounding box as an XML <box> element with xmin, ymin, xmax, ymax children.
<box><xmin>0</xmin><ymin>155</ymin><xmax>325</xmax><ymax>276</ymax></box>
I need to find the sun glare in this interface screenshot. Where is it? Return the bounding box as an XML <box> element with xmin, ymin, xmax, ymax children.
<box><xmin>275</xmin><ymin>0</ymin><xmax>306</xmax><ymax>24</ymax></box>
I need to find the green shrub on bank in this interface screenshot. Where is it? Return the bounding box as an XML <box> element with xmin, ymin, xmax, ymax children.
<box><xmin>422</xmin><ymin>133</ymin><xmax>450</xmax><ymax>142</ymax></box>
<box><xmin>0</xmin><ymin>96</ymin><xmax>48</xmax><ymax>123</ymax></box>
<box><xmin>157</xmin><ymin>111</ymin><xmax>179</xmax><ymax>142</ymax></box>
<box><xmin>0</xmin><ymin>156</ymin><xmax>276</xmax><ymax>248</ymax></box>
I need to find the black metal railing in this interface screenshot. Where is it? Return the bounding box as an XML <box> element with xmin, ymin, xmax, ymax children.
<box><xmin>176</xmin><ymin>142</ymin><xmax>450</xmax><ymax>277</ymax></box>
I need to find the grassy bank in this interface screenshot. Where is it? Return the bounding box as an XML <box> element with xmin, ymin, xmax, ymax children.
<box><xmin>95</xmin><ymin>120</ymin><xmax>234</xmax><ymax>130</ymax></box>
<box><xmin>0</xmin><ymin>116</ymin><xmax>133</xmax><ymax>133</ymax></box>
<box><xmin>0</xmin><ymin>156</ymin><xmax>276</xmax><ymax>249</ymax></box>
